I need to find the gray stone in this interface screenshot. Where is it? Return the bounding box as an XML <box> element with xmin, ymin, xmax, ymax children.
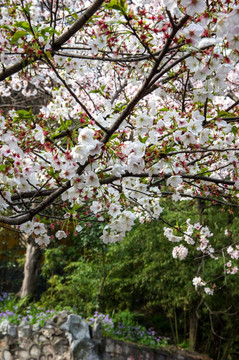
<box><xmin>19</xmin><ymin>319</ymin><xmax>29</xmax><ymax>327</ymax></box>
<box><xmin>105</xmin><ymin>339</ymin><xmax>115</xmax><ymax>353</ymax></box>
<box><xmin>18</xmin><ymin>324</ymin><xmax>31</xmax><ymax>338</ymax></box>
<box><xmin>1</xmin><ymin>312</ymin><xmax>210</xmax><ymax>360</ymax></box>
<box><xmin>2</xmin><ymin>349</ymin><xmax>13</xmax><ymax>360</ymax></box>
<box><xmin>8</xmin><ymin>323</ymin><xmax>17</xmax><ymax>338</ymax></box>
<box><xmin>42</xmin><ymin>344</ymin><xmax>55</xmax><ymax>354</ymax></box>
<box><xmin>158</xmin><ymin>356</ymin><xmax>167</xmax><ymax>360</ymax></box>
<box><xmin>51</xmin><ymin>311</ymin><xmax>72</xmax><ymax>326</ymax></box>
<box><xmin>0</xmin><ymin>320</ymin><xmax>10</xmax><ymax>334</ymax></box>
<box><xmin>17</xmin><ymin>337</ymin><xmax>32</xmax><ymax>350</ymax></box>
<box><xmin>29</xmin><ymin>344</ymin><xmax>41</xmax><ymax>356</ymax></box>
<box><xmin>61</xmin><ymin>314</ymin><xmax>90</xmax><ymax>342</ymax></box>
<box><xmin>0</xmin><ymin>321</ymin><xmax>17</xmax><ymax>338</ymax></box>
<box><xmin>41</xmin><ymin>327</ymin><xmax>55</xmax><ymax>339</ymax></box>
<box><xmin>53</xmin><ymin>337</ymin><xmax>69</xmax><ymax>353</ymax></box>
<box><xmin>16</xmin><ymin>349</ymin><xmax>29</xmax><ymax>359</ymax></box>
<box><xmin>123</xmin><ymin>344</ymin><xmax>130</xmax><ymax>355</ymax></box>
<box><xmin>91</xmin><ymin>321</ymin><xmax>102</xmax><ymax>340</ymax></box>
<box><xmin>32</xmin><ymin>322</ymin><xmax>41</xmax><ymax>332</ymax></box>
<box><xmin>71</xmin><ymin>338</ymin><xmax>100</xmax><ymax>360</ymax></box>
<box><xmin>115</xmin><ymin>343</ymin><xmax>122</xmax><ymax>355</ymax></box>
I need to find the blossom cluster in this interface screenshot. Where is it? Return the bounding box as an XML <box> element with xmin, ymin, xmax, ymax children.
<box><xmin>164</xmin><ymin>219</ymin><xmax>215</xmax><ymax>258</ymax></box>
<box><xmin>0</xmin><ymin>0</ymin><xmax>238</xmax><ymax>292</ymax></box>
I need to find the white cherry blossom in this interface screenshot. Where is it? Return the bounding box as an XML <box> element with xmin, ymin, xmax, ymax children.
<box><xmin>181</xmin><ymin>0</ymin><xmax>206</xmax><ymax>16</ymax></box>
<box><xmin>55</xmin><ymin>230</ymin><xmax>67</xmax><ymax>240</ymax></box>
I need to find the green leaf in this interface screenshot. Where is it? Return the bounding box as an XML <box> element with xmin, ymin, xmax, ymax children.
<box><xmin>15</xmin><ymin>108</ymin><xmax>33</xmax><ymax>119</ymax></box>
<box><xmin>14</xmin><ymin>21</ymin><xmax>31</xmax><ymax>32</ymax></box>
<box><xmin>232</xmin><ymin>126</ymin><xmax>237</xmax><ymax>136</ymax></box>
<box><xmin>217</xmin><ymin>110</ymin><xmax>232</xmax><ymax>118</ymax></box>
<box><xmin>109</xmin><ymin>133</ymin><xmax>120</xmax><ymax>141</ymax></box>
<box><xmin>71</xmin><ymin>13</ymin><xmax>79</xmax><ymax>20</ymax></box>
<box><xmin>65</xmin><ymin>120</ymin><xmax>72</xmax><ymax>127</ymax></box>
<box><xmin>11</xmin><ymin>30</ymin><xmax>28</xmax><ymax>44</ymax></box>
<box><xmin>0</xmin><ymin>164</ymin><xmax>7</xmax><ymax>171</ymax></box>
<box><xmin>89</xmin><ymin>89</ymin><xmax>104</xmax><ymax>96</ymax></box>
<box><xmin>24</xmin><ymin>5</ymin><xmax>30</xmax><ymax>15</ymax></box>
<box><xmin>107</xmin><ymin>4</ymin><xmax>122</xmax><ymax>11</ymax></box>
<box><xmin>104</xmin><ymin>0</ymin><xmax>127</xmax><ymax>15</ymax></box>
<box><xmin>59</xmin><ymin>117</ymin><xmax>66</xmax><ymax>128</ymax></box>
<box><xmin>0</xmin><ymin>25</ymin><xmax>11</xmax><ymax>31</ymax></box>
<box><xmin>138</xmin><ymin>135</ymin><xmax>148</xmax><ymax>144</ymax></box>
<box><xmin>89</xmin><ymin>89</ymin><xmax>101</xmax><ymax>94</ymax></box>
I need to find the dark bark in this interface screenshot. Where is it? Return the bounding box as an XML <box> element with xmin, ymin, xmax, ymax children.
<box><xmin>189</xmin><ymin>310</ymin><xmax>198</xmax><ymax>351</ymax></box>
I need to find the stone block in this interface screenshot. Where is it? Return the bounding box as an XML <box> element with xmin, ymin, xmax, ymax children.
<box><xmin>54</xmin><ymin>337</ymin><xmax>69</xmax><ymax>353</ymax></box>
<box><xmin>157</xmin><ymin>355</ymin><xmax>167</xmax><ymax>360</ymax></box>
<box><xmin>42</xmin><ymin>344</ymin><xmax>55</xmax><ymax>355</ymax></box>
<box><xmin>29</xmin><ymin>344</ymin><xmax>41</xmax><ymax>357</ymax></box>
<box><xmin>105</xmin><ymin>339</ymin><xmax>115</xmax><ymax>353</ymax></box>
<box><xmin>2</xmin><ymin>349</ymin><xmax>13</xmax><ymax>360</ymax></box>
<box><xmin>91</xmin><ymin>321</ymin><xmax>102</xmax><ymax>340</ymax></box>
<box><xmin>115</xmin><ymin>343</ymin><xmax>122</xmax><ymax>355</ymax></box>
<box><xmin>0</xmin><ymin>336</ymin><xmax>9</xmax><ymax>349</ymax></box>
<box><xmin>32</xmin><ymin>322</ymin><xmax>41</xmax><ymax>332</ymax></box>
<box><xmin>18</xmin><ymin>324</ymin><xmax>31</xmax><ymax>338</ymax></box>
<box><xmin>16</xmin><ymin>349</ymin><xmax>29</xmax><ymax>359</ymax></box>
<box><xmin>123</xmin><ymin>344</ymin><xmax>130</xmax><ymax>355</ymax></box>
<box><xmin>61</xmin><ymin>314</ymin><xmax>90</xmax><ymax>342</ymax></box>
<box><xmin>18</xmin><ymin>336</ymin><xmax>32</xmax><ymax>350</ymax></box>
<box><xmin>9</xmin><ymin>325</ymin><xmax>17</xmax><ymax>338</ymax></box>
<box><xmin>0</xmin><ymin>320</ymin><xmax>9</xmax><ymax>333</ymax></box>
<box><xmin>41</xmin><ymin>327</ymin><xmax>55</xmax><ymax>340</ymax></box>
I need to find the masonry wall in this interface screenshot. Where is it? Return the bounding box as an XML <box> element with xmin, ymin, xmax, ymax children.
<box><xmin>0</xmin><ymin>312</ymin><xmax>212</xmax><ymax>360</ymax></box>
<box><xmin>101</xmin><ymin>338</ymin><xmax>212</xmax><ymax>360</ymax></box>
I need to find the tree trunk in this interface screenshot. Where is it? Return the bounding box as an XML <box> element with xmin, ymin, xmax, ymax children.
<box><xmin>17</xmin><ymin>235</ymin><xmax>41</xmax><ymax>299</ymax></box>
<box><xmin>189</xmin><ymin>310</ymin><xmax>198</xmax><ymax>351</ymax></box>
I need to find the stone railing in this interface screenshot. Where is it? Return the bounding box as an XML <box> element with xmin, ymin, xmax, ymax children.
<box><xmin>0</xmin><ymin>312</ymin><xmax>212</xmax><ymax>360</ymax></box>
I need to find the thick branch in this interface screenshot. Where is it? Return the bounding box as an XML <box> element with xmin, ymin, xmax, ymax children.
<box><xmin>0</xmin><ymin>0</ymin><xmax>105</xmax><ymax>81</ymax></box>
<box><xmin>10</xmin><ymin>170</ymin><xmax>236</xmax><ymax>203</ymax></box>
<box><xmin>0</xmin><ymin>182</ymin><xmax>71</xmax><ymax>225</ymax></box>
<box><xmin>52</xmin><ymin>0</ymin><xmax>105</xmax><ymax>51</ymax></box>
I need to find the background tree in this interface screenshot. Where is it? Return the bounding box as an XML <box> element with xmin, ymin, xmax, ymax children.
<box><xmin>37</xmin><ymin>198</ymin><xmax>239</xmax><ymax>359</ymax></box>
<box><xmin>0</xmin><ymin>0</ymin><xmax>238</xmax><ymax>301</ymax></box>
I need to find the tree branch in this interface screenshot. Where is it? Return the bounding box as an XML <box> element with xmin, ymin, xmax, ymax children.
<box><xmin>0</xmin><ymin>0</ymin><xmax>105</xmax><ymax>81</ymax></box>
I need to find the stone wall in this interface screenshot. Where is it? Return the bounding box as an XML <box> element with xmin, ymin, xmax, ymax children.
<box><xmin>0</xmin><ymin>312</ymin><xmax>212</xmax><ymax>360</ymax></box>
<box><xmin>101</xmin><ymin>338</ymin><xmax>212</xmax><ymax>360</ymax></box>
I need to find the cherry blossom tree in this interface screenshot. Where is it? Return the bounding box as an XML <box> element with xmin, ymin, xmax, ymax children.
<box><xmin>0</xmin><ymin>0</ymin><xmax>239</xmax><ymax>296</ymax></box>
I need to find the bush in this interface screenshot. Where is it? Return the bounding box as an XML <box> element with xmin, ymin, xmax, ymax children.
<box><xmin>88</xmin><ymin>310</ymin><xmax>168</xmax><ymax>348</ymax></box>
<box><xmin>0</xmin><ymin>292</ymin><xmax>56</xmax><ymax>327</ymax></box>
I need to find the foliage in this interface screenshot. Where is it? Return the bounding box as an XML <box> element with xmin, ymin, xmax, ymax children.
<box><xmin>30</xmin><ymin>199</ymin><xmax>239</xmax><ymax>358</ymax></box>
<box><xmin>88</xmin><ymin>310</ymin><xmax>169</xmax><ymax>349</ymax></box>
<box><xmin>0</xmin><ymin>1</ymin><xmax>239</xmax><ymax>357</ymax></box>
<box><xmin>39</xmin><ymin>253</ymin><xmax>103</xmax><ymax>315</ymax></box>
<box><xmin>39</xmin><ymin>219</ymin><xmax>106</xmax><ymax>315</ymax></box>
<box><xmin>0</xmin><ymin>293</ymin><xmax>56</xmax><ymax>327</ymax></box>
<box><xmin>0</xmin><ymin>0</ymin><xmax>238</xmax><ymax>295</ymax></box>
<box><xmin>98</xmin><ymin>203</ymin><xmax>239</xmax><ymax>358</ymax></box>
